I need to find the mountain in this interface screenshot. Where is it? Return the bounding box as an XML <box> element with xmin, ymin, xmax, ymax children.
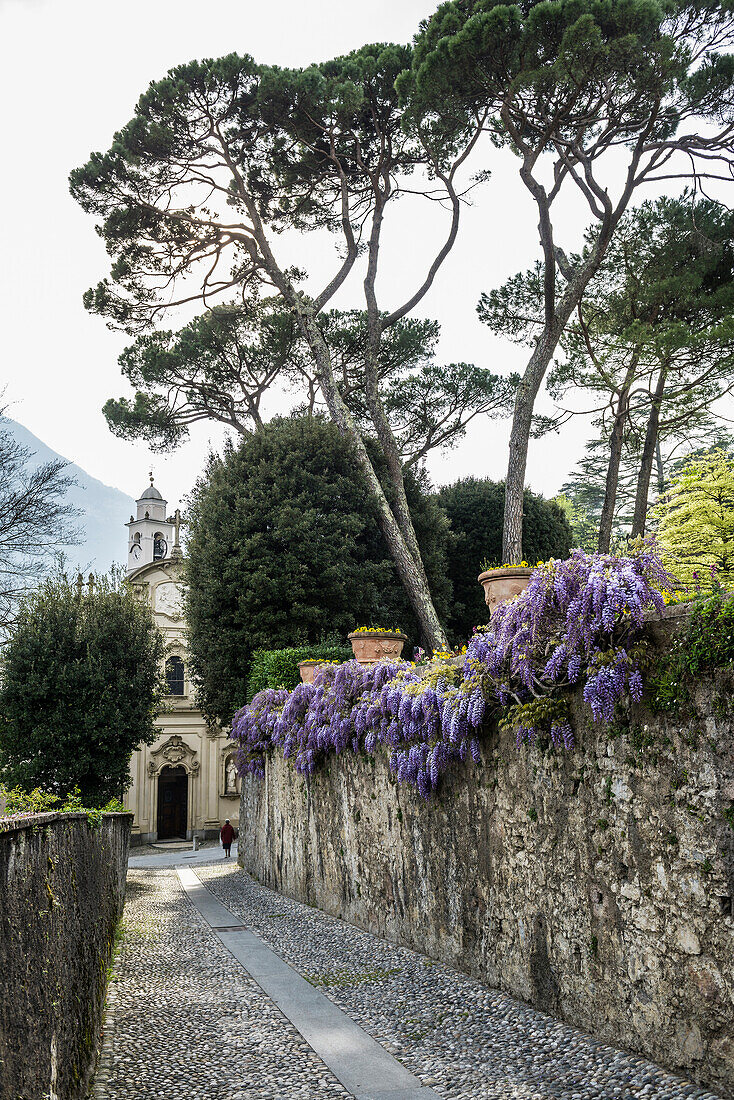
<box><xmin>3</xmin><ymin>418</ymin><xmax>135</xmax><ymax>573</ymax></box>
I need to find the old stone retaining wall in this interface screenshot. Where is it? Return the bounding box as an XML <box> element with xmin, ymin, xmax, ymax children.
<box><xmin>0</xmin><ymin>812</ymin><xmax>131</xmax><ymax>1100</ymax></box>
<box><xmin>239</xmin><ymin>670</ymin><xmax>734</xmax><ymax>1095</ymax></box>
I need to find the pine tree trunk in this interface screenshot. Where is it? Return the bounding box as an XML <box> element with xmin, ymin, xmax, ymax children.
<box><xmin>655</xmin><ymin>441</ymin><xmax>665</xmax><ymax>495</ymax></box>
<box><xmin>502</xmin><ymin>335</ymin><xmax>560</xmax><ymax>562</ymax></box>
<box><xmin>502</xmin><ymin>274</ymin><xmax>609</xmax><ymax>562</ymax></box>
<box><xmin>631</xmin><ymin>370</ymin><xmax>668</xmax><ymax>538</ymax></box>
<box><xmin>500</xmin><ymin>160</ymin><xmax>638</xmax><ymax>563</ymax></box>
<box><xmin>598</xmin><ymin>418</ymin><xmax>626</xmax><ymax>554</ymax></box>
<box><xmin>241</xmin><ymin>196</ymin><xmax>448</xmax><ymax>649</ymax></box>
<box><xmin>597</xmin><ymin>368</ymin><xmax>636</xmax><ymax>554</ymax></box>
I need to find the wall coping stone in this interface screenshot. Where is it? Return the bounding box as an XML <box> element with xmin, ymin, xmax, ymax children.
<box><xmin>0</xmin><ymin>810</ymin><xmax>134</xmax><ymax>835</ymax></box>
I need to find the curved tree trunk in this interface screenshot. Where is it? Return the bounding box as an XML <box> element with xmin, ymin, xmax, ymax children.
<box><xmin>598</xmin><ymin>365</ymin><xmax>637</xmax><ymax>553</ymax></box>
<box><xmin>631</xmin><ymin>369</ymin><xmax>668</xmax><ymax>539</ymax></box>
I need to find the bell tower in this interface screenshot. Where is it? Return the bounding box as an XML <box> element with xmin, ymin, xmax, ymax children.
<box><xmin>126</xmin><ymin>473</ymin><xmax>174</xmax><ymax>575</ymax></box>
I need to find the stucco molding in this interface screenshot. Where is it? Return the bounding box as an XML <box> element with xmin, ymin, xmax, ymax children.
<box><xmin>147</xmin><ymin>735</ymin><xmax>200</xmax><ymax>778</ymax></box>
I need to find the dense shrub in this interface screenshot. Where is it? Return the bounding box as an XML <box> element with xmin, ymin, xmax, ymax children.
<box><xmin>246</xmin><ymin>643</ymin><xmax>353</xmax><ymax>701</ymax></box>
<box><xmin>0</xmin><ymin>784</ymin><xmax>124</xmax><ymax>827</ymax></box>
<box><xmin>435</xmin><ymin>478</ymin><xmax>572</xmax><ymax>643</ymax></box>
<box><xmin>0</xmin><ymin>574</ymin><xmax>164</xmax><ymax>805</ymax></box>
<box><xmin>185</xmin><ymin>415</ymin><xmax>451</xmax><ymax>725</ymax></box>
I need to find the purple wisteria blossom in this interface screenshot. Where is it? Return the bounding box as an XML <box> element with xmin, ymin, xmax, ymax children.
<box><xmin>231</xmin><ymin>545</ymin><xmax>673</xmax><ymax>796</ymax></box>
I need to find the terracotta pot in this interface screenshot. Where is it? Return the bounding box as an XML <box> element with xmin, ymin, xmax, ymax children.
<box><xmin>478</xmin><ymin>567</ymin><xmax>534</xmax><ymax>616</ymax></box>
<box><xmin>297</xmin><ymin>659</ymin><xmax>327</xmax><ymax>685</ymax></box>
<box><xmin>348</xmin><ymin>631</ymin><xmax>407</xmax><ymax>665</ymax></box>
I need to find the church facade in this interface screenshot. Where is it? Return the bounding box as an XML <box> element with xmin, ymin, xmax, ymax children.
<box><xmin>123</xmin><ymin>477</ymin><xmax>239</xmax><ymax>844</ymax></box>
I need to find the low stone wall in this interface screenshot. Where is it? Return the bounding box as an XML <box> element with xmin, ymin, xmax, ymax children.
<box><xmin>0</xmin><ymin>811</ymin><xmax>132</xmax><ymax>1100</ymax></box>
<box><xmin>239</xmin><ymin>670</ymin><xmax>734</xmax><ymax>1096</ymax></box>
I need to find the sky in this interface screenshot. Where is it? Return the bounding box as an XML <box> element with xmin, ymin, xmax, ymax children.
<box><xmin>0</xmin><ymin>0</ymin><xmax>611</xmax><ymax>511</ymax></box>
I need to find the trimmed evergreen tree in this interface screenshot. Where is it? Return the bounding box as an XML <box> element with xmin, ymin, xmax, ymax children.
<box><xmin>436</xmin><ymin>478</ymin><xmax>572</xmax><ymax>642</ymax></box>
<box><xmin>185</xmin><ymin>416</ymin><xmax>451</xmax><ymax>725</ymax></box>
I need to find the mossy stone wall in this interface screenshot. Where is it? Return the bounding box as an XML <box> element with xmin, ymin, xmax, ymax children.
<box><xmin>239</xmin><ymin>659</ymin><xmax>734</xmax><ymax>1095</ymax></box>
<box><xmin>0</xmin><ymin>812</ymin><xmax>131</xmax><ymax>1100</ymax></box>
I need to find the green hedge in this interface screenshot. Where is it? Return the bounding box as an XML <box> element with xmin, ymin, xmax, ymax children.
<box><xmin>246</xmin><ymin>644</ymin><xmax>353</xmax><ymax>701</ymax></box>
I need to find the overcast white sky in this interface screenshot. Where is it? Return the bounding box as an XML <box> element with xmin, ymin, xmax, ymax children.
<box><xmin>0</xmin><ymin>0</ymin><xmax>618</xmax><ymax>508</ymax></box>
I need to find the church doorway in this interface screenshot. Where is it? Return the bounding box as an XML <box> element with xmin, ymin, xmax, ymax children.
<box><xmin>157</xmin><ymin>766</ymin><xmax>188</xmax><ymax>839</ymax></box>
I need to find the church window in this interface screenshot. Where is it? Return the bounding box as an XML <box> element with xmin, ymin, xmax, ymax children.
<box><xmin>165</xmin><ymin>655</ymin><xmax>185</xmax><ymax>696</ymax></box>
<box><xmin>153</xmin><ymin>532</ymin><xmax>168</xmax><ymax>560</ymax></box>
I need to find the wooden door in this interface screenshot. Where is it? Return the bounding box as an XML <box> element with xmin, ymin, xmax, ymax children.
<box><xmin>157</xmin><ymin>767</ymin><xmax>188</xmax><ymax>839</ymax></box>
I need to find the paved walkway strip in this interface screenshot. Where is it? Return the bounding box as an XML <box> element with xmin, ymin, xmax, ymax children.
<box><xmin>94</xmin><ymin>868</ymin><xmax>351</xmax><ymax>1099</ymax></box>
<box><xmin>178</xmin><ymin>867</ymin><xmax>441</xmax><ymax>1100</ymax></box>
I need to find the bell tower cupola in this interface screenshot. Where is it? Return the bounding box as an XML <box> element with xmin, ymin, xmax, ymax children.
<box><xmin>126</xmin><ymin>473</ymin><xmax>175</xmax><ymax>575</ymax></box>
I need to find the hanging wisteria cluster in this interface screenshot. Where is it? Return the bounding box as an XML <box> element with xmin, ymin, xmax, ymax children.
<box><xmin>231</xmin><ymin>545</ymin><xmax>674</xmax><ymax>796</ymax></box>
<box><xmin>467</xmin><ymin>545</ymin><xmax>673</xmax><ymax>746</ymax></box>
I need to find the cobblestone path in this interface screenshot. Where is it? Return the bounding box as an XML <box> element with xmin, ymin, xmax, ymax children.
<box><xmin>95</xmin><ymin>864</ymin><xmax>724</xmax><ymax>1100</ymax></box>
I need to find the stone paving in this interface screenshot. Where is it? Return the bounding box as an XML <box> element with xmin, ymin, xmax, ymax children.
<box><xmin>94</xmin><ymin>868</ymin><xmax>350</xmax><ymax>1099</ymax></box>
<box><xmin>96</xmin><ymin>862</ymin><xmax>725</xmax><ymax>1100</ymax></box>
<box><xmin>199</xmin><ymin>865</ymin><xmax>724</xmax><ymax>1100</ymax></box>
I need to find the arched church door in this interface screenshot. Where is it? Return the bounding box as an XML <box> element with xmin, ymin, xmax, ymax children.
<box><xmin>157</xmin><ymin>765</ymin><xmax>188</xmax><ymax>839</ymax></box>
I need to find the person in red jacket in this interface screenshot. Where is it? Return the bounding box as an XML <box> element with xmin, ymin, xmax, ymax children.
<box><xmin>220</xmin><ymin>819</ymin><xmax>236</xmax><ymax>858</ymax></box>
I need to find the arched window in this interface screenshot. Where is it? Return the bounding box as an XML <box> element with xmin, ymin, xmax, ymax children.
<box><xmin>165</xmin><ymin>655</ymin><xmax>185</xmax><ymax>696</ymax></box>
<box><xmin>153</xmin><ymin>532</ymin><xmax>168</xmax><ymax>560</ymax></box>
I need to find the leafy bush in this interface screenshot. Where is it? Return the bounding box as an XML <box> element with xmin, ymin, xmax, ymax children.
<box><xmin>0</xmin><ymin>572</ymin><xmax>164</xmax><ymax>805</ymax></box>
<box><xmin>0</xmin><ymin>784</ymin><xmax>125</xmax><ymax>827</ymax></box>
<box><xmin>246</xmin><ymin>644</ymin><xmax>353</xmax><ymax>701</ymax></box>
<box><xmin>649</xmin><ymin>589</ymin><xmax>734</xmax><ymax>713</ymax></box>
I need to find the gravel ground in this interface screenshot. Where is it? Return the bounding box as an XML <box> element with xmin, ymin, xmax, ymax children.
<box><xmin>93</xmin><ymin>869</ymin><xmax>351</xmax><ymax>1100</ymax></box>
<box><xmin>199</xmin><ymin>864</ymin><xmax>724</xmax><ymax>1100</ymax></box>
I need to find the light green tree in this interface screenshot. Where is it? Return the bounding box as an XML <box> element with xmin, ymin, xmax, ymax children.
<box><xmin>652</xmin><ymin>452</ymin><xmax>734</xmax><ymax>588</ymax></box>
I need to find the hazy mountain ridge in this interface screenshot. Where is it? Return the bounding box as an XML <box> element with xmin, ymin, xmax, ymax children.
<box><xmin>4</xmin><ymin>418</ymin><xmax>135</xmax><ymax>573</ymax></box>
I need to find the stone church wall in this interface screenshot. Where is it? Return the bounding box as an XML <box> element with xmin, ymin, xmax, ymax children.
<box><xmin>0</xmin><ymin>812</ymin><xmax>131</xmax><ymax>1100</ymax></box>
<box><xmin>239</xmin><ymin>668</ymin><xmax>734</xmax><ymax>1096</ymax></box>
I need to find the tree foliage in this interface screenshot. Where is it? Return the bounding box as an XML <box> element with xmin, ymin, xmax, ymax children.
<box><xmin>652</xmin><ymin>450</ymin><xmax>734</xmax><ymax>588</ymax></box>
<box><xmin>104</xmin><ymin>301</ymin><xmax>303</xmax><ymax>447</ymax></box>
<box><xmin>405</xmin><ymin>0</ymin><xmax>734</xmax><ymax>561</ymax></box>
<box><xmin>106</xmin><ymin>304</ymin><xmax>516</xmax><ymax>463</ymax></box>
<box><xmin>70</xmin><ymin>43</ymin><xmax>487</xmax><ymax>648</ymax></box>
<box><xmin>0</xmin><ymin>573</ymin><xmax>165</xmax><ymax>804</ymax></box>
<box><xmin>184</xmin><ymin>416</ymin><xmax>452</xmax><ymax>725</ymax></box>
<box><xmin>436</xmin><ymin>478</ymin><xmax>572</xmax><ymax>642</ymax></box>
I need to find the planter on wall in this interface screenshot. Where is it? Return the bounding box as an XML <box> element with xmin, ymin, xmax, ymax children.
<box><xmin>297</xmin><ymin>659</ymin><xmax>327</xmax><ymax>685</ymax></box>
<box><xmin>348</xmin><ymin>631</ymin><xmax>407</xmax><ymax>665</ymax></box>
<box><xmin>478</xmin><ymin>567</ymin><xmax>533</xmax><ymax>616</ymax></box>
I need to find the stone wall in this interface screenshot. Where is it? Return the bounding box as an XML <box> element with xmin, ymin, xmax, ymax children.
<box><xmin>0</xmin><ymin>812</ymin><xmax>131</xmax><ymax>1100</ymax></box>
<box><xmin>239</xmin><ymin>665</ymin><xmax>734</xmax><ymax>1096</ymax></box>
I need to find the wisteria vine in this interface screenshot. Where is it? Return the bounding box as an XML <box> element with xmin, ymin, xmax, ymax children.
<box><xmin>231</xmin><ymin>545</ymin><xmax>674</xmax><ymax>797</ymax></box>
